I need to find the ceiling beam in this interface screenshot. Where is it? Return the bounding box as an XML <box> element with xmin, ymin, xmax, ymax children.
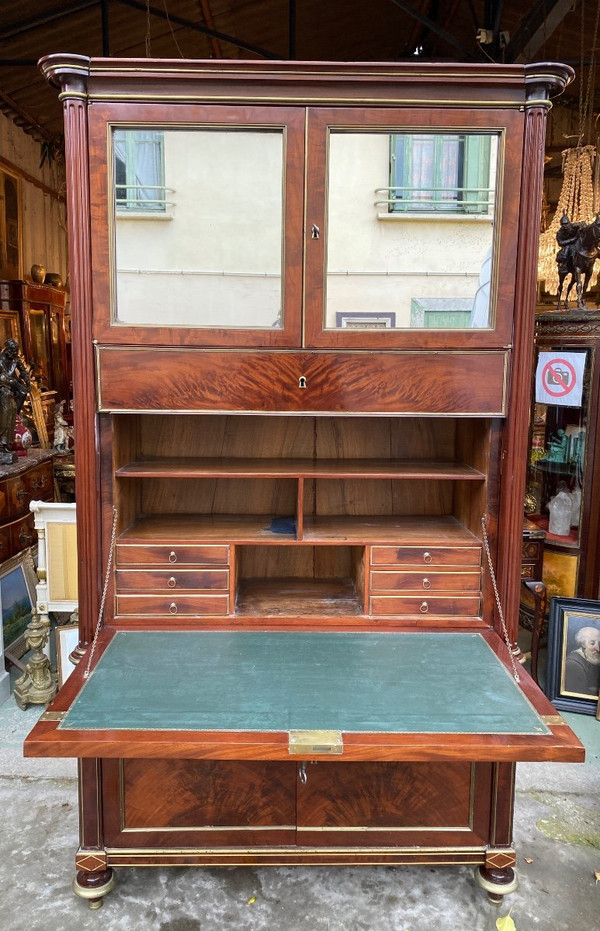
<box><xmin>113</xmin><ymin>0</ymin><xmax>282</xmax><ymax>59</ymax></box>
<box><xmin>0</xmin><ymin>2</ymin><xmax>97</xmax><ymax>40</ymax></box>
<box><xmin>388</xmin><ymin>0</ymin><xmax>474</xmax><ymax>58</ymax></box>
<box><xmin>504</xmin><ymin>0</ymin><xmax>578</xmax><ymax>63</ymax></box>
<box><xmin>198</xmin><ymin>0</ymin><xmax>224</xmax><ymax>59</ymax></box>
<box><xmin>101</xmin><ymin>0</ymin><xmax>111</xmax><ymax>56</ymax></box>
<box><xmin>0</xmin><ymin>88</ymin><xmax>55</xmax><ymax>142</ymax></box>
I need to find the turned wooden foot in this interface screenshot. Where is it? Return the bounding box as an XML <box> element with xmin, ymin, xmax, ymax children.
<box><xmin>474</xmin><ymin>865</ymin><xmax>517</xmax><ymax>905</ymax></box>
<box><xmin>72</xmin><ymin>868</ymin><xmax>116</xmax><ymax>909</ymax></box>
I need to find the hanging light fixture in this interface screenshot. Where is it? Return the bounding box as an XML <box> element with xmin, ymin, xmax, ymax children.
<box><xmin>538</xmin><ymin>0</ymin><xmax>599</xmax><ymax>296</ymax></box>
<box><xmin>538</xmin><ymin>145</ymin><xmax>597</xmax><ymax>294</ymax></box>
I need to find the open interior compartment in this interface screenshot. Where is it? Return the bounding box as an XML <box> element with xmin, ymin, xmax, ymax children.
<box><xmin>110</xmin><ymin>413</ymin><xmax>495</xmax><ymax>545</ymax></box>
<box><xmin>234</xmin><ymin>544</ymin><xmax>365</xmax><ymax>617</ymax></box>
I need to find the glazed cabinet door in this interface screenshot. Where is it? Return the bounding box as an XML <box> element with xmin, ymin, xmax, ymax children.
<box><xmin>88</xmin><ymin>101</ymin><xmax>524</xmax><ymax>352</ymax></box>
<box><xmin>304</xmin><ymin>107</ymin><xmax>524</xmax><ymax>350</ymax></box>
<box><xmin>88</xmin><ymin>103</ymin><xmax>305</xmax><ymax>348</ymax></box>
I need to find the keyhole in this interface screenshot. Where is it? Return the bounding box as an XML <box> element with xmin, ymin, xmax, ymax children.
<box><xmin>311</xmin><ymin>224</ymin><xmax>320</xmax><ymax>239</ymax></box>
<box><xmin>298</xmin><ymin>376</ymin><xmax>307</xmax><ymax>389</ymax></box>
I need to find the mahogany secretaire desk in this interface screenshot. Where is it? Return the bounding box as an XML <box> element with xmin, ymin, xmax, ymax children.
<box><xmin>25</xmin><ymin>56</ymin><xmax>583</xmax><ymax>909</ymax></box>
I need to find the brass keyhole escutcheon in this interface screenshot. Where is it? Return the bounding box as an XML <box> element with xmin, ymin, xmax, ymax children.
<box><xmin>298</xmin><ymin>376</ymin><xmax>307</xmax><ymax>389</ymax></box>
<box><xmin>167</xmin><ymin>577</ymin><xmax>177</xmax><ymax>588</ymax></box>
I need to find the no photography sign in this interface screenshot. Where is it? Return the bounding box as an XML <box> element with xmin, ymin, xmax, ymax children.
<box><xmin>535</xmin><ymin>351</ymin><xmax>586</xmax><ymax>407</ymax></box>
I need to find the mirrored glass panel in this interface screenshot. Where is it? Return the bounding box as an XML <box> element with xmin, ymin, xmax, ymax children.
<box><xmin>112</xmin><ymin>128</ymin><xmax>284</xmax><ymax>329</ymax></box>
<box><xmin>325</xmin><ymin>131</ymin><xmax>500</xmax><ymax>330</ymax></box>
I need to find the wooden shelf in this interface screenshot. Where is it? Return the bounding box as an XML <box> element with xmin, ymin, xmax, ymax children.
<box><xmin>119</xmin><ymin>514</ymin><xmax>480</xmax><ymax>546</ymax></box>
<box><xmin>116</xmin><ymin>457</ymin><xmax>485</xmax><ymax>481</ymax></box>
<box><xmin>235</xmin><ymin>578</ymin><xmax>362</xmax><ymax>617</ymax></box>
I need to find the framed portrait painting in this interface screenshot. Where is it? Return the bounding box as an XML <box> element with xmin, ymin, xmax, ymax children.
<box><xmin>546</xmin><ymin>596</ymin><xmax>600</xmax><ymax>714</ymax></box>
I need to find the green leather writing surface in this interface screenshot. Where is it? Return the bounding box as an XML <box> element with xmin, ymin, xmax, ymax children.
<box><xmin>59</xmin><ymin>631</ymin><xmax>549</xmax><ymax>735</ymax></box>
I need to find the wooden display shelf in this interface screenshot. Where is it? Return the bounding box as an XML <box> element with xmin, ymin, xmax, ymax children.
<box><xmin>116</xmin><ymin>457</ymin><xmax>486</xmax><ymax>481</ymax></box>
<box><xmin>118</xmin><ymin>514</ymin><xmax>482</xmax><ymax>546</ymax></box>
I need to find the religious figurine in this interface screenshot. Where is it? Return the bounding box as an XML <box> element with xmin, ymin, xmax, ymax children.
<box><xmin>0</xmin><ymin>338</ymin><xmax>31</xmax><ymax>464</ymax></box>
<box><xmin>543</xmin><ymin>427</ymin><xmax>569</xmax><ymax>463</ymax></box>
<box><xmin>53</xmin><ymin>400</ymin><xmax>74</xmax><ymax>452</ymax></box>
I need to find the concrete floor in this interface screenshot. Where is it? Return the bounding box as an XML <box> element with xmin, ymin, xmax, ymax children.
<box><xmin>1</xmin><ymin>660</ymin><xmax>599</xmax><ymax>931</ymax></box>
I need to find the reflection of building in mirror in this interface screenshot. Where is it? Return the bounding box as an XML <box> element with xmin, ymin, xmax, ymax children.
<box><xmin>113</xmin><ymin>129</ymin><xmax>284</xmax><ymax>329</ymax></box>
<box><xmin>327</xmin><ymin>131</ymin><xmax>498</xmax><ymax>330</ymax></box>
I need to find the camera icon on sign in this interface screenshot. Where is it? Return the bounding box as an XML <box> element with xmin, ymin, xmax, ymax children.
<box><xmin>547</xmin><ymin>366</ymin><xmax>570</xmax><ymax>387</ymax></box>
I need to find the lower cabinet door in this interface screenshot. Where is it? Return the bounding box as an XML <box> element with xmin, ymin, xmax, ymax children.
<box><xmin>102</xmin><ymin>759</ymin><xmax>297</xmax><ymax>847</ymax></box>
<box><xmin>296</xmin><ymin>761</ymin><xmax>494</xmax><ymax>849</ymax></box>
<box><xmin>103</xmin><ymin>759</ymin><xmax>494</xmax><ymax>853</ymax></box>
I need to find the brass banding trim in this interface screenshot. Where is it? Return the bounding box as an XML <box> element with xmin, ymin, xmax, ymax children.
<box><xmin>88</xmin><ymin>92</ymin><xmax>526</xmax><ymax>109</ymax></box>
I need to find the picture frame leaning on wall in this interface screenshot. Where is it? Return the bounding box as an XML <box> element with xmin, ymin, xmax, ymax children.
<box><xmin>546</xmin><ymin>596</ymin><xmax>600</xmax><ymax>715</ymax></box>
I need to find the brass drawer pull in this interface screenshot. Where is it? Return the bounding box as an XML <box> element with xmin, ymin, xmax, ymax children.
<box><xmin>420</xmin><ymin>601</ymin><xmax>429</xmax><ymax>613</ymax></box>
<box><xmin>169</xmin><ymin>602</ymin><xmax>178</xmax><ymax>614</ymax></box>
<box><xmin>423</xmin><ymin>551</ymin><xmax>432</xmax><ymax>564</ymax></box>
<box><xmin>422</xmin><ymin>577</ymin><xmax>431</xmax><ymax>589</ymax></box>
<box><xmin>167</xmin><ymin>577</ymin><xmax>177</xmax><ymax>589</ymax></box>
<box><xmin>169</xmin><ymin>551</ymin><xmax>177</xmax><ymax>563</ymax></box>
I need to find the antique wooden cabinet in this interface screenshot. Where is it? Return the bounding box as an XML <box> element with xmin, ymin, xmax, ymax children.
<box><xmin>526</xmin><ymin>309</ymin><xmax>600</xmax><ymax>601</ymax></box>
<box><xmin>25</xmin><ymin>56</ymin><xmax>583</xmax><ymax>910</ymax></box>
<box><xmin>0</xmin><ymin>279</ymin><xmax>71</xmax><ymax>405</ymax></box>
<box><xmin>0</xmin><ymin>448</ymin><xmax>54</xmax><ymax>562</ymax></box>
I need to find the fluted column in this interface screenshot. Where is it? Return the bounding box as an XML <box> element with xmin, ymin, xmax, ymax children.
<box><xmin>39</xmin><ymin>56</ymin><xmax>99</xmax><ymax>652</ymax></box>
<box><xmin>497</xmin><ymin>63</ymin><xmax>574</xmax><ymax>649</ymax></box>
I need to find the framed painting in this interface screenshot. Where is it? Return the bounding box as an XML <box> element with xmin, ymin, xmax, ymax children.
<box><xmin>0</xmin><ymin>548</ymin><xmax>37</xmax><ymax>656</ymax></box>
<box><xmin>0</xmin><ymin>309</ymin><xmax>22</xmax><ymax>347</ymax></box>
<box><xmin>0</xmin><ymin>167</ymin><xmax>22</xmax><ymax>280</ymax></box>
<box><xmin>546</xmin><ymin>596</ymin><xmax>600</xmax><ymax>714</ymax></box>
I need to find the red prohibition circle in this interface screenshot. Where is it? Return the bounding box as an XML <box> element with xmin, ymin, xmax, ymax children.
<box><xmin>541</xmin><ymin>358</ymin><xmax>576</xmax><ymax>397</ymax></box>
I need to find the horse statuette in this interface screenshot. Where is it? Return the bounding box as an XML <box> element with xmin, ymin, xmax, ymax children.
<box><xmin>556</xmin><ymin>212</ymin><xmax>600</xmax><ymax>310</ymax></box>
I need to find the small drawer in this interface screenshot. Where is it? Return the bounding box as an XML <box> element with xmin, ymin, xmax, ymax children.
<box><xmin>11</xmin><ymin>512</ymin><xmax>36</xmax><ymax>554</ymax></box>
<box><xmin>370</xmin><ymin>570</ymin><xmax>481</xmax><ymax>593</ymax></box>
<box><xmin>27</xmin><ymin>460</ymin><xmax>54</xmax><ymax>498</ymax></box>
<box><xmin>116</xmin><ymin>544</ymin><xmax>230</xmax><ymax>567</ymax></box>
<box><xmin>370</xmin><ymin>595</ymin><xmax>481</xmax><ymax>617</ymax></box>
<box><xmin>116</xmin><ymin>568</ymin><xmax>229</xmax><ymax>592</ymax></box>
<box><xmin>116</xmin><ymin>594</ymin><xmax>230</xmax><ymax>616</ymax></box>
<box><xmin>370</xmin><ymin>546</ymin><xmax>481</xmax><ymax>568</ymax></box>
<box><xmin>6</xmin><ymin>476</ymin><xmax>29</xmax><ymax>517</ymax></box>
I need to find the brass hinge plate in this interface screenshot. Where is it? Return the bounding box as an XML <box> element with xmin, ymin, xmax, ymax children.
<box><xmin>288</xmin><ymin>729</ymin><xmax>343</xmax><ymax>755</ymax></box>
<box><xmin>541</xmin><ymin>714</ymin><xmax>566</xmax><ymax>726</ymax></box>
<box><xmin>39</xmin><ymin>710</ymin><xmax>67</xmax><ymax>722</ymax></box>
